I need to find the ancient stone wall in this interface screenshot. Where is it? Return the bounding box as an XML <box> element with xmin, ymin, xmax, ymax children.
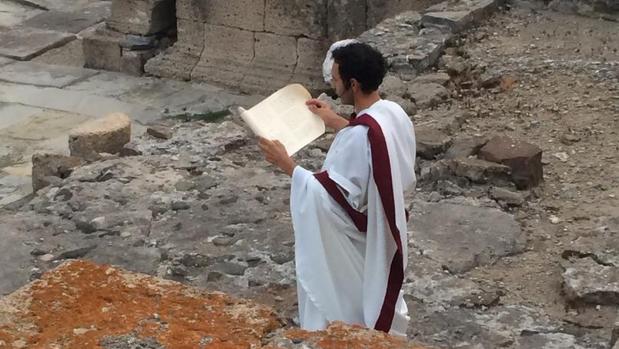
<box><xmin>145</xmin><ymin>0</ymin><xmax>443</xmax><ymax>94</ymax></box>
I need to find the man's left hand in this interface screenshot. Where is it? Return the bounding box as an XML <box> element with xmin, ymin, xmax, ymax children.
<box><xmin>258</xmin><ymin>137</ymin><xmax>296</xmax><ymax>177</ymax></box>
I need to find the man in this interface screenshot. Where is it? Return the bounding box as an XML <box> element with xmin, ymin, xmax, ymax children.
<box><xmin>258</xmin><ymin>41</ymin><xmax>416</xmax><ymax>336</ymax></box>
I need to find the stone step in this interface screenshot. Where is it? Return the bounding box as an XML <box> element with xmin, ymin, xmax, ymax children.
<box><xmin>0</xmin><ymin>27</ymin><xmax>75</xmax><ymax>61</ymax></box>
<box><xmin>0</xmin><ymin>61</ymin><xmax>98</xmax><ymax>88</ymax></box>
<box><xmin>422</xmin><ymin>0</ymin><xmax>504</xmax><ymax>32</ymax></box>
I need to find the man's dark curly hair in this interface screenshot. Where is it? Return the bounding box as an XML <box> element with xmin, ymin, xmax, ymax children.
<box><xmin>331</xmin><ymin>42</ymin><xmax>387</xmax><ymax>94</ymax></box>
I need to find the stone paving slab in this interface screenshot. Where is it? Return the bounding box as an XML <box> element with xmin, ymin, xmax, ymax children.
<box><xmin>11</xmin><ymin>0</ymin><xmax>98</xmax><ymax>11</ymax></box>
<box><xmin>0</xmin><ymin>103</ymin><xmax>44</xmax><ymax>130</ymax></box>
<box><xmin>0</xmin><ymin>27</ymin><xmax>75</xmax><ymax>61</ymax></box>
<box><xmin>0</xmin><ymin>61</ymin><xmax>98</xmax><ymax>88</ymax></box>
<box><xmin>21</xmin><ymin>1</ymin><xmax>111</xmax><ymax>34</ymax></box>
<box><xmin>0</xmin><ymin>1</ymin><xmax>44</xmax><ymax>28</ymax></box>
<box><xmin>0</xmin><ymin>57</ymin><xmax>15</xmax><ymax>67</ymax></box>
<box><xmin>0</xmin><ymin>82</ymin><xmax>161</xmax><ymax>125</ymax></box>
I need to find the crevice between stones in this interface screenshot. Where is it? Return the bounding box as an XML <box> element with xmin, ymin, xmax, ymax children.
<box><xmin>561</xmin><ymin>250</ymin><xmax>615</xmax><ymax>267</ymax></box>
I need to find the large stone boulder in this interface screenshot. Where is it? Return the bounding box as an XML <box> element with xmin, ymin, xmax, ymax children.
<box><xmin>563</xmin><ymin>257</ymin><xmax>619</xmax><ymax>305</ymax></box>
<box><xmin>0</xmin><ymin>260</ymin><xmax>431</xmax><ymax>349</ymax></box>
<box><xmin>410</xmin><ymin>201</ymin><xmax>525</xmax><ymax>274</ymax></box>
<box><xmin>478</xmin><ymin>135</ymin><xmax>543</xmax><ymax>189</ymax></box>
<box><xmin>68</xmin><ymin>113</ymin><xmax>131</xmax><ymax>158</ymax></box>
<box><xmin>31</xmin><ymin>153</ymin><xmax>85</xmax><ymax>192</ymax></box>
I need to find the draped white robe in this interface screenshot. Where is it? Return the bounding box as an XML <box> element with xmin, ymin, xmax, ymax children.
<box><xmin>290</xmin><ymin>99</ymin><xmax>416</xmax><ymax>336</ymax></box>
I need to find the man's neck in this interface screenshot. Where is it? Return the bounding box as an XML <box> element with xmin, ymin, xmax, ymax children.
<box><xmin>354</xmin><ymin>91</ymin><xmax>381</xmax><ymax>113</ymax></box>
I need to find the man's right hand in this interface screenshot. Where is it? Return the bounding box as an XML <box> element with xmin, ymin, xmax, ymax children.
<box><xmin>306</xmin><ymin>99</ymin><xmax>350</xmax><ymax>132</ymax></box>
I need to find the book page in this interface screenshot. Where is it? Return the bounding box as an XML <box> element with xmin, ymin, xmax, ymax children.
<box><xmin>240</xmin><ymin>84</ymin><xmax>325</xmax><ymax>156</ymax></box>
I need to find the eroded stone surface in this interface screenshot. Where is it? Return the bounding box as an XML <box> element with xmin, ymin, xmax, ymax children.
<box><xmin>563</xmin><ymin>257</ymin><xmax>619</xmax><ymax>305</ymax></box>
<box><xmin>0</xmin><ymin>260</ymin><xmax>281</xmax><ymax>348</ymax></box>
<box><xmin>68</xmin><ymin>113</ymin><xmax>131</xmax><ymax>158</ymax></box>
<box><xmin>0</xmin><ymin>61</ymin><xmax>98</xmax><ymax>88</ymax></box>
<box><xmin>479</xmin><ymin>135</ymin><xmax>543</xmax><ymax>189</ymax></box>
<box><xmin>410</xmin><ymin>200</ymin><xmax>525</xmax><ymax>274</ymax></box>
<box><xmin>0</xmin><ymin>27</ymin><xmax>75</xmax><ymax>61</ymax></box>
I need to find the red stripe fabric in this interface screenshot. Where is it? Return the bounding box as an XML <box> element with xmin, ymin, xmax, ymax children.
<box><xmin>314</xmin><ymin>171</ymin><xmax>368</xmax><ymax>232</ymax></box>
<box><xmin>348</xmin><ymin>114</ymin><xmax>405</xmax><ymax>333</ymax></box>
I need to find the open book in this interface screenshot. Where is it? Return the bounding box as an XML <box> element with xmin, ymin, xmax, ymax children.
<box><xmin>239</xmin><ymin>84</ymin><xmax>325</xmax><ymax>156</ymax></box>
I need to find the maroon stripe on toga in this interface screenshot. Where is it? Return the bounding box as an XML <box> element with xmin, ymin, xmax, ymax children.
<box><xmin>349</xmin><ymin>114</ymin><xmax>405</xmax><ymax>333</ymax></box>
<box><xmin>314</xmin><ymin>171</ymin><xmax>368</xmax><ymax>232</ymax></box>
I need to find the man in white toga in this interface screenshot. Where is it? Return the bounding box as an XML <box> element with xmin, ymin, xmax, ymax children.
<box><xmin>258</xmin><ymin>41</ymin><xmax>416</xmax><ymax>336</ymax></box>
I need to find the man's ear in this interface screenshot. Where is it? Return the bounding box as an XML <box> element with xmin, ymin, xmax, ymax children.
<box><xmin>350</xmin><ymin>78</ymin><xmax>360</xmax><ymax>92</ymax></box>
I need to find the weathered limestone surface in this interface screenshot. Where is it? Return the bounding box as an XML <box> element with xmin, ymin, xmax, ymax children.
<box><xmin>563</xmin><ymin>257</ymin><xmax>619</xmax><ymax>305</ymax></box>
<box><xmin>108</xmin><ymin>0</ymin><xmax>175</xmax><ymax>35</ymax></box>
<box><xmin>422</xmin><ymin>0</ymin><xmax>504</xmax><ymax>31</ymax></box>
<box><xmin>265</xmin><ymin>0</ymin><xmax>327</xmax><ymax>39</ymax></box>
<box><xmin>0</xmin><ymin>61</ymin><xmax>98</xmax><ymax>88</ymax></box>
<box><xmin>31</xmin><ymin>153</ymin><xmax>85</xmax><ymax>192</ymax></box>
<box><xmin>410</xmin><ymin>201</ymin><xmax>525</xmax><ymax>274</ymax></box>
<box><xmin>83</xmin><ymin>26</ymin><xmax>162</xmax><ymax>76</ymax></box>
<box><xmin>0</xmin><ymin>260</ymin><xmax>429</xmax><ymax>348</ymax></box>
<box><xmin>0</xmin><ymin>27</ymin><xmax>75</xmax><ymax>61</ymax></box>
<box><xmin>479</xmin><ymin>135</ymin><xmax>543</xmax><ymax>189</ymax></box>
<box><xmin>68</xmin><ymin>113</ymin><xmax>131</xmax><ymax>158</ymax></box>
<box><xmin>144</xmin><ymin>19</ymin><xmax>204</xmax><ymax>80</ymax></box>
<box><xmin>20</xmin><ymin>1</ymin><xmax>110</xmax><ymax>34</ymax></box>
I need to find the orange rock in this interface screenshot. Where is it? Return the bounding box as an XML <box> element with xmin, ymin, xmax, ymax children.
<box><xmin>0</xmin><ymin>261</ymin><xmax>436</xmax><ymax>349</ymax></box>
<box><xmin>0</xmin><ymin>260</ymin><xmax>281</xmax><ymax>349</ymax></box>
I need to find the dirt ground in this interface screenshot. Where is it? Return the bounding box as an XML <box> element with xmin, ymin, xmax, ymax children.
<box><xmin>441</xmin><ymin>4</ymin><xmax>618</xmax><ymax>328</ymax></box>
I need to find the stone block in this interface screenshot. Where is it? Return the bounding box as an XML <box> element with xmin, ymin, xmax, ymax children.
<box><xmin>181</xmin><ymin>0</ymin><xmax>264</xmax><ymax>32</ymax></box>
<box><xmin>177</xmin><ymin>19</ymin><xmax>205</xmax><ymax>52</ymax></box>
<box><xmin>191</xmin><ymin>24</ymin><xmax>255</xmax><ymax>89</ymax></box>
<box><xmin>292</xmin><ymin>38</ymin><xmax>330</xmax><ymax>93</ymax></box>
<box><xmin>380</xmin><ymin>74</ymin><xmax>407</xmax><ymax>98</ymax></box>
<box><xmin>145</xmin><ymin>20</ymin><xmax>204</xmax><ymax>80</ymax></box>
<box><xmin>447</xmin><ymin>158</ymin><xmax>511</xmax><ymax>184</ymax></box>
<box><xmin>144</xmin><ymin>48</ymin><xmax>199</xmax><ymax>81</ymax></box>
<box><xmin>478</xmin><ymin>135</ymin><xmax>543</xmax><ymax>189</ymax></box>
<box><xmin>241</xmin><ymin>33</ymin><xmax>298</xmax><ymax>94</ymax></box>
<box><xmin>31</xmin><ymin>153</ymin><xmax>85</xmax><ymax>192</ymax></box>
<box><xmin>407</xmin><ymin>82</ymin><xmax>449</xmax><ymax>109</ymax></box>
<box><xmin>108</xmin><ymin>0</ymin><xmax>175</xmax><ymax>35</ymax></box>
<box><xmin>410</xmin><ymin>201</ymin><xmax>525</xmax><ymax>274</ymax></box>
<box><xmin>357</xmin><ymin>11</ymin><xmax>448</xmax><ymax>79</ymax></box>
<box><xmin>424</xmin><ymin>0</ymin><xmax>502</xmax><ymax>31</ymax></box>
<box><xmin>0</xmin><ymin>27</ymin><xmax>75</xmax><ymax>61</ymax></box>
<box><xmin>367</xmin><ymin>0</ymin><xmax>423</xmax><ymax>27</ymax></box>
<box><xmin>413</xmin><ymin>72</ymin><xmax>451</xmax><ymax>86</ymax></box>
<box><xmin>327</xmin><ymin>0</ymin><xmax>367</xmax><ymax>40</ymax></box>
<box><xmin>176</xmin><ymin>0</ymin><xmax>208</xmax><ymax>22</ymax></box>
<box><xmin>422</xmin><ymin>11</ymin><xmax>475</xmax><ymax>32</ymax></box>
<box><xmin>121</xmin><ymin>49</ymin><xmax>157</xmax><ymax>76</ymax></box>
<box><xmin>415</xmin><ymin>126</ymin><xmax>452</xmax><ymax>160</ymax></box>
<box><xmin>82</xmin><ymin>28</ymin><xmax>123</xmax><ymax>71</ymax></box>
<box><xmin>68</xmin><ymin>113</ymin><xmax>131</xmax><ymax>158</ymax></box>
<box><xmin>265</xmin><ymin>0</ymin><xmax>327</xmax><ymax>39</ymax></box>
<box><xmin>444</xmin><ymin>135</ymin><xmax>488</xmax><ymax>159</ymax></box>
<box><xmin>563</xmin><ymin>257</ymin><xmax>619</xmax><ymax>305</ymax></box>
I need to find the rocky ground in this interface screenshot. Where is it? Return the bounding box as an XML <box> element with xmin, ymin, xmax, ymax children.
<box><xmin>0</xmin><ymin>1</ymin><xmax>618</xmax><ymax>349</ymax></box>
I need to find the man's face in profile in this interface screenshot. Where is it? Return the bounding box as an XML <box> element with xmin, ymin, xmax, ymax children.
<box><xmin>331</xmin><ymin>62</ymin><xmax>354</xmax><ymax>105</ymax></box>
